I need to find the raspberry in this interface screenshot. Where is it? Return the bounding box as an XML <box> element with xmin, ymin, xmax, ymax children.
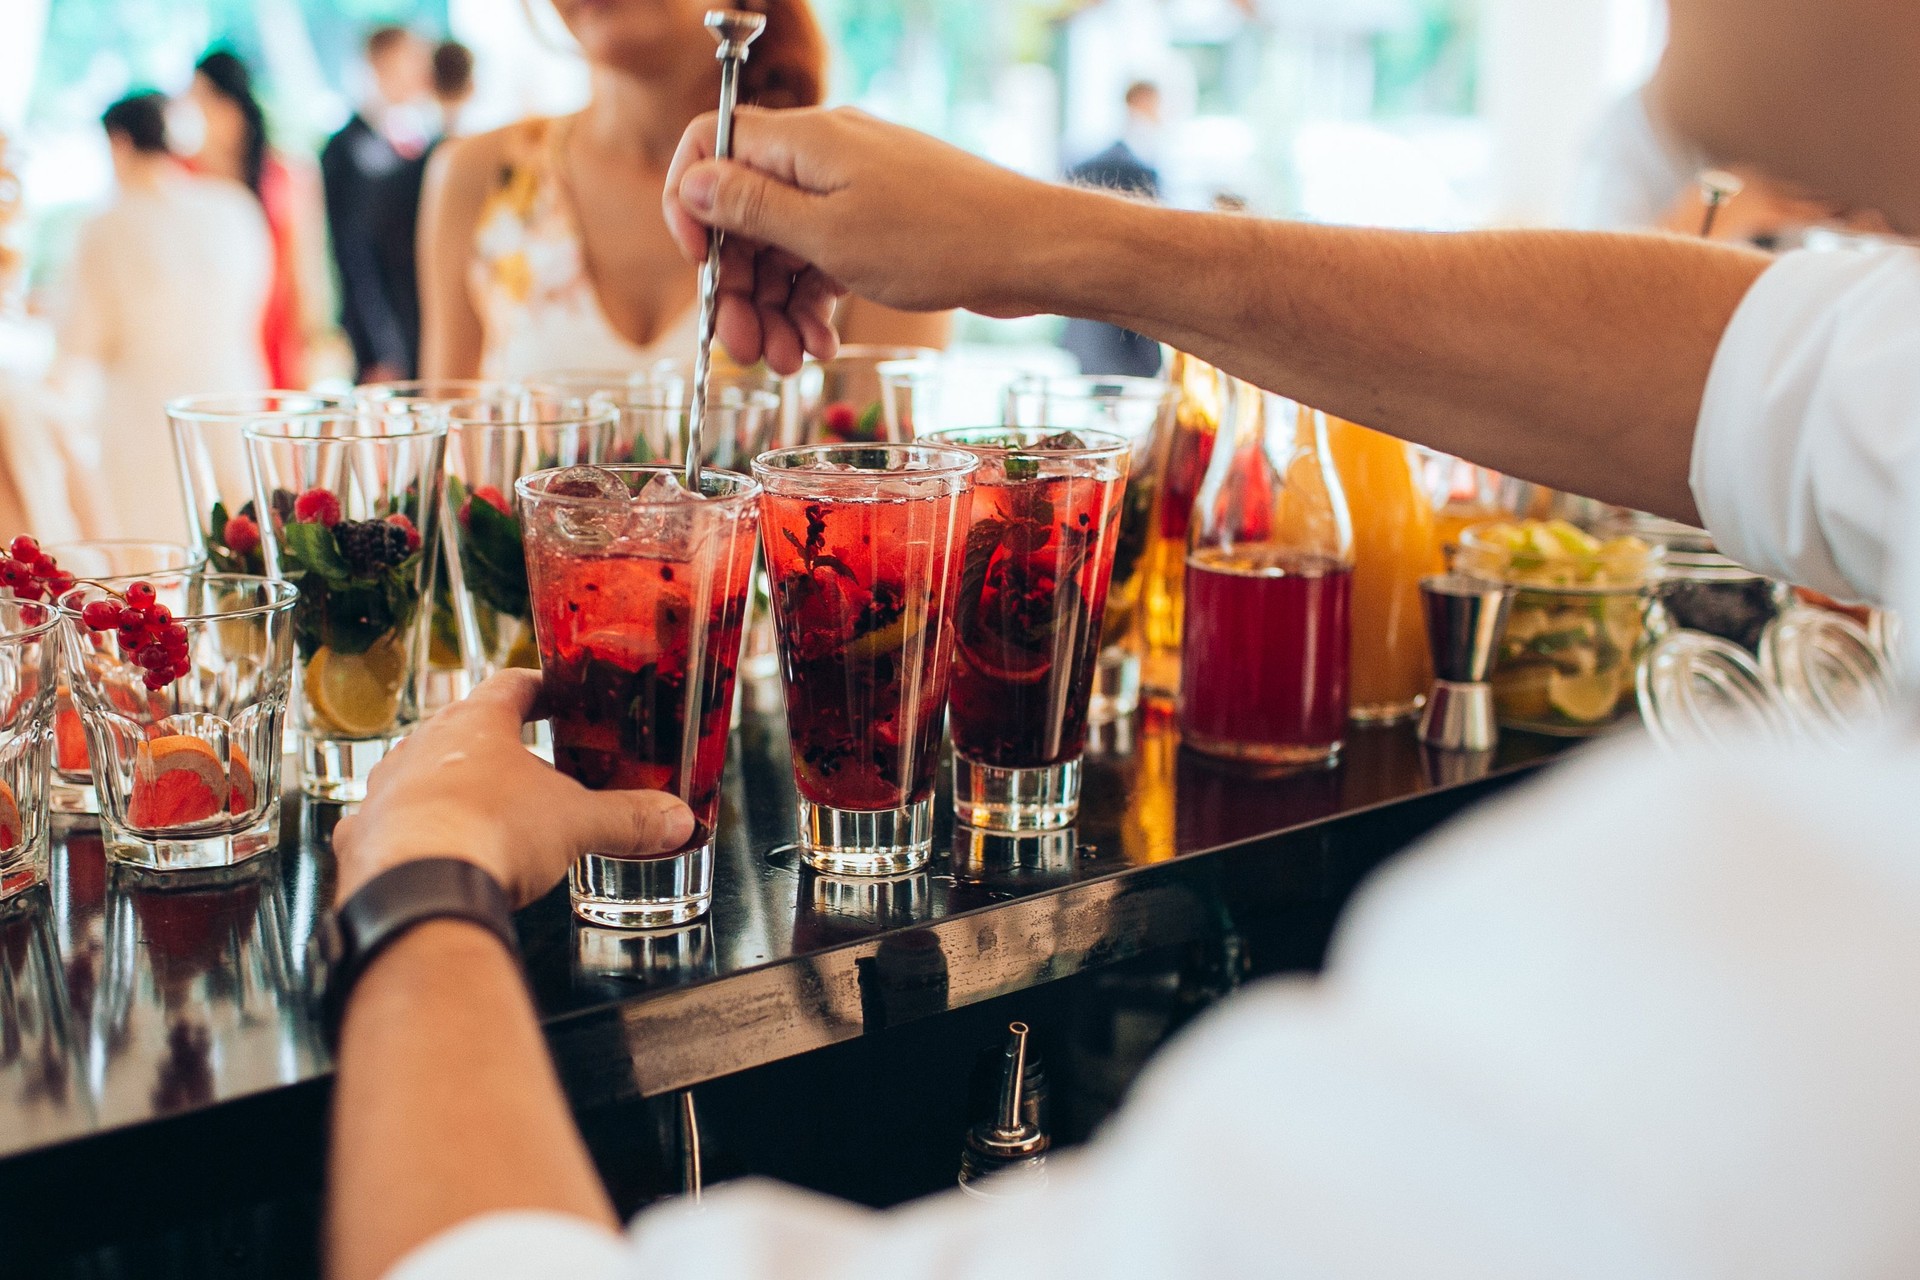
<box><xmin>223</xmin><ymin>513</ymin><xmax>260</xmax><ymax>555</ymax></box>
<box><xmin>385</xmin><ymin>513</ymin><xmax>422</xmax><ymax>552</ymax></box>
<box><xmin>460</xmin><ymin>485</ymin><xmax>510</xmax><ymax>526</ymax></box>
<box><xmin>294</xmin><ymin>488</ymin><xmax>343</xmax><ymax>527</ymax></box>
<box><xmin>8</xmin><ymin>536</ymin><xmax>38</xmax><ymax>562</ymax></box>
<box><xmin>822</xmin><ymin>402</ymin><xmax>858</xmax><ymax>437</ymax></box>
<box><xmin>125</xmin><ymin>582</ymin><xmax>156</xmax><ymax>610</ymax></box>
<box><xmin>81</xmin><ymin>600</ymin><xmax>123</xmax><ymax>630</ymax></box>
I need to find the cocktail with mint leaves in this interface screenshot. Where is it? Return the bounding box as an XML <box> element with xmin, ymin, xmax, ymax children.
<box><xmin>169</xmin><ymin>393</ymin><xmax>349</xmax><ymax>576</ymax></box>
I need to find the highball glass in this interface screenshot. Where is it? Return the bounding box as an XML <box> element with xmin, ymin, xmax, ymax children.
<box><xmin>0</xmin><ymin>600</ymin><xmax>57</xmax><ymax>899</ymax></box>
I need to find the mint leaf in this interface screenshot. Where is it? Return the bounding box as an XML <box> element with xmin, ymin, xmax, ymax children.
<box><xmin>855</xmin><ymin>402</ymin><xmax>884</xmax><ymax>441</ymax></box>
<box><xmin>460</xmin><ymin>497</ymin><xmax>529</xmax><ymax>619</ymax></box>
<box><xmin>283</xmin><ymin>521</ymin><xmax>352</xmax><ymax>588</ymax></box>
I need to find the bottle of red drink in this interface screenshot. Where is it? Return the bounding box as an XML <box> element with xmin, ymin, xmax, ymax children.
<box><xmin>1179</xmin><ymin>387</ymin><xmax>1355</xmax><ymax>768</ymax></box>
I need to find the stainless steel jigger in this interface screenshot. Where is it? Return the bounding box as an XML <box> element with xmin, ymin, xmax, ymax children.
<box><xmin>1418</xmin><ymin>574</ymin><xmax>1513</xmax><ymax>751</ymax></box>
<box><xmin>685</xmin><ymin>8</ymin><xmax>767</xmax><ymax>493</ymax></box>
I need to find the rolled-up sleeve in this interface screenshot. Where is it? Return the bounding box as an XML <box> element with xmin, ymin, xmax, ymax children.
<box><xmin>1690</xmin><ymin>245</ymin><xmax>1920</xmax><ymax>606</ymax></box>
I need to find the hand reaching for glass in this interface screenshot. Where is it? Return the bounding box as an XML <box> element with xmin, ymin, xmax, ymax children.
<box><xmin>331</xmin><ymin>670</ymin><xmax>696</xmax><ymax>908</ymax></box>
<box><xmin>663</xmin><ymin>106</ymin><xmax>1065</xmax><ymax>373</ymax></box>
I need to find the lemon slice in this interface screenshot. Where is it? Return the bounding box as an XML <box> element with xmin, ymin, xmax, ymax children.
<box><xmin>504</xmin><ymin>626</ymin><xmax>540</xmax><ymax>670</ymax></box>
<box><xmin>1548</xmin><ymin>668</ymin><xmax>1624</xmax><ymax>724</ymax></box>
<box><xmin>307</xmin><ymin>637</ymin><xmax>406</xmax><ymax>737</ymax></box>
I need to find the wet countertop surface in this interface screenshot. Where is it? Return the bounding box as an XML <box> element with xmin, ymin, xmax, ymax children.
<box><xmin>0</xmin><ymin>694</ymin><xmax>1570</xmax><ymax>1172</ymax></box>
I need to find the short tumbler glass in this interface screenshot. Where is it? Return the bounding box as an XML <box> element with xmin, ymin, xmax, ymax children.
<box><xmin>245</xmin><ymin>412</ymin><xmax>447</xmax><ymax>802</ymax></box>
<box><xmin>0</xmin><ymin>600</ymin><xmax>58</xmax><ymax>899</ymax></box>
<box><xmin>44</xmin><ymin>541</ymin><xmax>201</xmax><ymax>814</ymax></box>
<box><xmin>518</xmin><ymin>465</ymin><xmax>760</xmax><ymax>928</ymax></box>
<box><xmin>57</xmin><ymin>575</ymin><xmax>297</xmax><ymax>871</ymax></box>
<box><xmin>752</xmin><ymin>444</ymin><xmax>978</xmax><ymax>874</ymax></box>
<box><xmin>922</xmin><ymin>427</ymin><xmax>1131</xmax><ymax>830</ymax></box>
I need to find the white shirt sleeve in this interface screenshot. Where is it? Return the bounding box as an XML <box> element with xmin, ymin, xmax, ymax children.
<box><xmin>1691</xmin><ymin>243</ymin><xmax>1920</xmax><ymax>607</ymax></box>
<box><xmin>390</xmin><ymin>721</ymin><xmax>1920</xmax><ymax>1279</ymax></box>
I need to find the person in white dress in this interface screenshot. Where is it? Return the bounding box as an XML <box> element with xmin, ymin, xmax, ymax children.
<box><xmin>51</xmin><ymin>91</ymin><xmax>269</xmax><ymax>542</ymax></box>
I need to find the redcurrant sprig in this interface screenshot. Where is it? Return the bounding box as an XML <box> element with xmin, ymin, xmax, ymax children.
<box><xmin>0</xmin><ymin>536</ymin><xmax>76</xmax><ymax>604</ymax></box>
<box><xmin>79</xmin><ymin>582</ymin><xmax>192</xmax><ymax>690</ymax></box>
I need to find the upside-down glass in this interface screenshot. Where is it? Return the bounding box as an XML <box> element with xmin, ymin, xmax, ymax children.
<box><xmin>752</xmin><ymin>444</ymin><xmax>978</xmax><ymax>874</ymax></box>
<box><xmin>518</xmin><ymin>466</ymin><xmax>760</xmax><ymax>927</ymax></box>
<box><xmin>245</xmin><ymin>412</ymin><xmax>447</xmax><ymax>802</ymax></box>
<box><xmin>57</xmin><ymin>574</ymin><xmax>297</xmax><ymax>870</ymax></box>
<box><xmin>0</xmin><ymin>600</ymin><xmax>57</xmax><ymax>899</ymax></box>
<box><xmin>44</xmin><ymin>541</ymin><xmax>201</xmax><ymax>814</ymax></box>
<box><xmin>442</xmin><ymin>395</ymin><xmax>618</xmax><ymax>687</ymax></box>
<box><xmin>1006</xmin><ymin>375</ymin><xmax>1175</xmax><ymax>725</ymax></box>
<box><xmin>923</xmin><ymin>427</ymin><xmax>1131</xmax><ymax>830</ymax></box>
<box><xmin>169</xmin><ymin>393</ymin><xmax>351</xmax><ymax>577</ymax></box>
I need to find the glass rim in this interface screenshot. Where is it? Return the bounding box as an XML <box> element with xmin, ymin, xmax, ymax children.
<box><xmin>875</xmin><ymin>356</ymin><xmax>1036</xmax><ymax>384</ymax></box>
<box><xmin>0</xmin><ymin>596</ymin><xmax>64</xmax><ymax>643</ymax></box>
<box><xmin>587</xmin><ymin>387</ymin><xmax>782</xmax><ymax>413</ymax></box>
<box><xmin>241</xmin><ymin>415</ymin><xmax>449</xmax><ymax>443</ymax></box>
<box><xmin>919</xmin><ymin>424</ymin><xmax>1133</xmax><ymax>459</ymax></box>
<box><xmin>1012</xmin><ymin>373</ymin><xmax>1175</xmax><ymax>401</ymax></box>
<box><xmin>45</xmin><ymin>538</ymin><xmax>205</xmax><ymax>559</ymax></box>
<box><xmin>804</xmin><ymin>343</ymin><xmax>940</xmax><ymax>367</ymax></box>
<box><xmin>166</xmin><ymin>391</ymin><xmax>351</xmax><ymax>421</ymax></box>
<box><xmin>751</xmin><ymin>442</ymin><xmax>982</xmax><ymax>481</ymax></box>
<box><xmin>56</xmin><ymin>573</ymin><xmax>300</xmax><ymax>623</ymax></box>
<box><xmin>515</xmin><ymin>464</ymin><xmax>761</xmax><ymax>509</ymax></box>
<box><xmin>355</xmin><ymin>378</ymin><xmax>531</xmax><ymax>404</ymax></box>
<box><xmin>442</xmin><ymin>396</ymin><xmax>621</xmax><ymax>430</ymax></box>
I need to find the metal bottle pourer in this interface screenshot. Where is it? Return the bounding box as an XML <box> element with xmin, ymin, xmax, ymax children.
<box><xmin>959</xmin><ymin>1022</ymin><xmax>1050</xmax><ymax>1198</ymax></box>
<box><xmin>685</xmin><ymin>8</ymin><xmax>768</xmax><ymax>494</ymax></box>
<box><xmin>1697</xmin><ymin>168</ymin><xmax>1745</xmax><ymax>239</ymax></box>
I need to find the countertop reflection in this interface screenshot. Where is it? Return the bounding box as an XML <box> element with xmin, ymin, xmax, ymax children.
<box><xmin>0</xmin><ymin>696</ymin><xmax>1569</xmax><ymax>1171</ymax></box>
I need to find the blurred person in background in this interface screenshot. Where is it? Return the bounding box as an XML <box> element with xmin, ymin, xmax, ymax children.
<box><xmin>188</xmin><ymin>48</ymin><xmax>320</xmax><ymax>388</ymax></box>
<box><xmin>322</xmin><ymin>25</ymin><xmax>432</xmax><ymax>383</ymax></box>
<box><xmin>1060</xmin><ymin>79</ymin><xmax>1164</xmax><ymax>378</ymax></box>
<box><xmin>51</xmin><ymin>92</ymin><xmax>268</xmax><ymax>541</ymax></box>
<box><xmin>371</xmin><ymin>40</ymin><xmax>477</xmax><ymax>380</ymax></box>
<box><xmin>416</xmin><ymin>0</ymin><xmax>946</xmax><ymax>383</ymax></box>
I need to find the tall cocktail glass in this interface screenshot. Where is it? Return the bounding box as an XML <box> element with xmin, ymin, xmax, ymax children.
<box><xmin>169</xmin><ymin>393</ymin><xmax>350</xmax><ymax>575</ymax></box>
<box><xmin>751</xmin><ymin>444</ymin><xmax>978</xmax><ymax>874</ymax></box>
<box><xmin>790</xmin><ymin>345</ymin><xmax>937</xmax><ymax>444</ymax></box>
<box><xmin>43</xmin><ymin>541</ymin><xmax>201</xmax><ymax>814</ymax></box>
<box><xmin>922</xmin><ymin>427</ymin><xmax>1130</xmax><ymax>830</ymax></box>
<box><xmin>876</xmin><ymin>357</ymin><xmax>1031</xmax><ymax>441</ymax></box>
<box><xmin>518</xmin><ymin>465</ymin><xmax>760</xmax><ymax>928</ymax></box>
<box><xmin>245</xmin><ymin>412</ymin><xmax>447</xmax><ymax>802</ymax></box>
<box><xmin>0</xmin><ymin>600</ymin><xmax>58</xmax><ymax>899</ymax></box>
<box><xmin>1005</xmin><ymin>375</ymin><xmax>1174</xmax><ymax>725</ymax></box>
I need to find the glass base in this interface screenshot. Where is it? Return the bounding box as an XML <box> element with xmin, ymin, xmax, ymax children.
<box><xmin>104</xmin><ymin>805</ymin><xmax>278</xmax><ymax>873</ymax></box>
<box><xmin>1087</xmin><ymin>647</ymin><xmax>1141</xmax><ymax>725</ymax></box>
<box><xmin>571</xmin><ymin>841</ymin><xmax>714</xmax><ymax>929</ymax></box>
<box><xmin>952</xmin><ymin>757</ymin><xmax>1081</xmax><ymax>832</ymax></box>
<box><xmin>0</xmin><ymin>831</ymin><xmax>49</xmax><ymax>901</ymax></box>
<box><xmin>1181</xmin><ymin>728</ymin><xmax>1343</xmax><ymax>771</ymax></box>
<box><xmin>1349</xmin><ymin>694</ymin><xmax>1425</xmax><ymax>725</ymax></box>
<box><xmin>50</xmin><ymin>774</ymin><xmax>97</xmax><ymax>815</ymax></box>
<box><xmin>301</xmin><ymin>734</ymin><xmax>404</xmax><ymax>803</ymax></box>
<box><xmin>574</xmin><ymin>919</ymin><xmax>716</xmax><ymax>981</ymax></box>
<box><xmin>797</xmin><ymin>796</ymin><xmax>933</xmax><ymax>875</ymax></box>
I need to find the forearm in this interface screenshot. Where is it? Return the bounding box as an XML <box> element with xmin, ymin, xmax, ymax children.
<box><xmin>328</xmin><ymin>921</ymin><xmax>616</xmax><ymax>1280</ymax></box>
<box><xmin>1023</xmin><ymin>192</ymin><xmax>1771</xmax><ymax>523</ymax></box>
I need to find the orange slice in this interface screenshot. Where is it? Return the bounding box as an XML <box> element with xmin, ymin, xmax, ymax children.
<box><xmin>0</xmin><ymin>778</ymin><xmax>20</xmax><ymax>852</ymax></box>
<box><xmin>128</xmin><ymin>735</ymin><xmax>230</xmax><ymax>829</ymax></box>
<box><xmin>54</xmin><ymin>703</ymin><xmax>88</xmax><ymax>773</ymax></box>
<box><xmin>228</xmin><ymin>746</ymin><xmax>256</xmax><ymax>815</ymax></box>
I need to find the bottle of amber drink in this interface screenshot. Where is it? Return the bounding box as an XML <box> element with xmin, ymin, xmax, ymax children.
<box><xmin>1138</xmin><ymin>352</ymin><xmax>1225</xmax><ymax>702</ymax></box>
<box><xmin>1179</xmin><ymin>388</ymin><xmax>1354</xmax><ymax>768</ymax></box>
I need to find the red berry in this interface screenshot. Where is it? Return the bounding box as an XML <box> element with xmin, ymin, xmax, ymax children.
<box><xmin>136</xmin><ymin>644</ymin><xmax>170</xmax><ymax>671</ymax></box>
<box><xmin>223</xmin><ymin>513</ymin><xmax>261</xmax><ymax>555</ymax></box>
<box><xmin>9</xmin><ymin>536</ymin><xmax>38</xmax><ymax>562</ymax></box>
<box><xmin>822</xmin><ymin>402</ymin><xmax>858</xmax><ymax>437</ymax></box>
<box><xmin>294</xmin><ymin>488</ymin><xmax>343</xmax><ymax>527</ymax></box>
<box><xmin>142</xmin><ymin>668</ymin><xmax>172</xmax><ymax>691</ymax></box>
<box><xmin>460</xmin><ymin>486</ymin><xmax>510</xmax><ymax>527</ymax></box>
<box><xmin>0</xmin><ymin>560</ymin><xmax>25</xmax><ymax>589</ymax></box>
<box><xmin>161</xmin><ymin>626</ymin><xmax>189</xmax><ymax>652</ymax></box>
<box><xmin>43</xmin><ymin>572</ymin><xmax>75</xmax><ymax>600</ymax></box>
<box><xmin>385</xmin><ymin>513</ymin><xmax>422</xmax><ymax>551</ymax></box>
<box><xmin>125</xmin><ymin>582</ymin><xmax>156</xmax><ymax>610</ymax></box>
<box><xmin>117</xmin><ymin>621</ymin><xmax>147</xmax><ymax>648</ymax></box>
<box><xmin>146</xmin><ymin>604</ymin><xmax>172</xmax><ymax>627</ymax></box>
<box><xmin>13</xmin><ymin>582</ymin><xmax>44</xmax><ymax>602</ymax></box>
<box><xmin>81</xmin><ymin>600</ymin><xmax>121</xmax><ymax>630</ymax></box>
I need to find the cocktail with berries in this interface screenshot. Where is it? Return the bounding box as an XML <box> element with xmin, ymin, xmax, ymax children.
<box><xmin>56</xmin><ymin>572</ymin><xmax>297</xmax><ymax>871</ymax></box>
<box><xmin>518</xmin><ymin>465</ymin><xmax>760</xmax><ymax>928</ymax></box>
<box><xmin>922</xmin><ymin>428</ymin><xmax>1130</xmax><ymax>830</ymax></box>
<box><xmin>244</xmin><ymin>413</ymin><xmax>446</xmax><ymax>801</ymax></box>
<box><xmin>169</xmin><ymin>393</ymin><xmax>349</xmax><ymax>577</ymax></box>
<box><xmin>752</xmin><ymin>444</ymin><xmax>978</xmax><ymax>874</ymax></box>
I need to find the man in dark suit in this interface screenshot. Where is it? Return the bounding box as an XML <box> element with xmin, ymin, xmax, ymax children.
<box><xmin>1061</xmin><ymin>81</ymin><xmax>1166</xmax><ymax>379</ymax></box>
<box><xmin>321</xmin><ymin>25</ymin><xmax>429</xmax><ymax>383</ymax></box>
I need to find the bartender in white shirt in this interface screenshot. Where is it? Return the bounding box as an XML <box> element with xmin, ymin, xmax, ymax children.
<box><xmin>324</xmin><ymin>1</ymin><xmax>1920</xmax><ymax>1276</ymax></box>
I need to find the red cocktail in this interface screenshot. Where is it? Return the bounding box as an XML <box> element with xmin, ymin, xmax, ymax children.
<box><xmin>924</xmin><ymin>427</ymin><xmax>1130</xmax><ymax>831</ymax></box>
<box><xmin>753</xmin><ymin>444</ymin><xmax>978</xmax><ymax>874</ymax></box>
<box><xmin>518</xmin><ymin>465</ymin><xmax>760</xmax><ymax>927</ymax></box>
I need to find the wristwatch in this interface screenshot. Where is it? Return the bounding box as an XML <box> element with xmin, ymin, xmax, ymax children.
<box><xmin>308</xmin><ymin>858</ymin><xmax>519</xmax><ymax>1048</ymax></box>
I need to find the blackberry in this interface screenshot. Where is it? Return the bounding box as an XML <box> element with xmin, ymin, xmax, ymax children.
<box><xmin>337</xmin><ymin>519</ymin><xmax>410</xmax><ymax>576</ymax></box>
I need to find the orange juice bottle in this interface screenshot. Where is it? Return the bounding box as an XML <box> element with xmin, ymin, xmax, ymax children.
<box><xmin>1431</xmin><ymin>457</ymin><xmax>1508</xmax><ymax>558</ymax></box>
<box><xmin>1325</xmin><ymin>416</ymin><xmax>1443</xmax><ymax>723</ymax></box>
<box><xmin>1138</xmin><ymin>351</ymin><xmax>1224</xmax><ymax>701</ymax></box>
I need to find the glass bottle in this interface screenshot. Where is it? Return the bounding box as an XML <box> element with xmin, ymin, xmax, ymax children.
<box><xmin>1139</xmin><ymin>351</ymin><xmax>1225</xmax><ymax>702</ymax></box>
<box><xmin>1326</xmin><ymin>417</ymin><xmax>1442</xmax><ymax>723</ymax></box>
<box><xmin>1179</xmin><ymin>390</ymin><xmax>1354</xmax><ymax>768</ymax></box>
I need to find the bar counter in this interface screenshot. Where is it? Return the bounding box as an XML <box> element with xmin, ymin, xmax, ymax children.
<box><xmin>0</xmin><ymin>696</ymin><xmax>1570</xmax><ymax>1250</ymax></box>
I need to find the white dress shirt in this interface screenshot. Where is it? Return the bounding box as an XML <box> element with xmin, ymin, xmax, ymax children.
<box><xmin>393</xmin><ymin>244</ymin><xmax>1920</xmax><ymax>1278</ymax></box>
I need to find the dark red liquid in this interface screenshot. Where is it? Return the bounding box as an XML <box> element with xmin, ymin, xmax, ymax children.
<box><xmin>528</xmin><ymin>550</ymin><xmax>752</xmax><ymax>856</ymax></box>
<box><xmin>948</xmin><ymin>472</ymin><xmax>1124</xmax><ymax>768</ymax></box>
<box><xmin>762</xmin><ymin>492</ymin><xmax>967</xmax><ymax>811</ymax></box>
<box><xmin>1179</xmin><ymin>550</ymin><xmax>1351</xmax><ymax>757</ymax></box>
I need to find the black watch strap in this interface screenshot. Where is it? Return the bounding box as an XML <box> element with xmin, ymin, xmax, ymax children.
<box><xmin>314</xmin><ymin>858</ymin><xmax>519</xmax><ymax>1047</ymax></box>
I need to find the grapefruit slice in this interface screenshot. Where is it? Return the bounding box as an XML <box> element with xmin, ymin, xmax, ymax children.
<box><xmin>228</xmin><ymin>746</ymin><xmax>256</xmax><ymax>815</ymax></box>
<box><xmin>54</xmin><ymin>703</ymin><xmax>88</xmax><ymax>773</ymax></box>
<box><xmin>128</xmin><ymin>736</ymin><xmax>230</xmax><ymax>829</ymax></box>
<box><xmin>0</xmin><ymin>778</ymin><xmax>20</xmax><ymax>852</ymax></box>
